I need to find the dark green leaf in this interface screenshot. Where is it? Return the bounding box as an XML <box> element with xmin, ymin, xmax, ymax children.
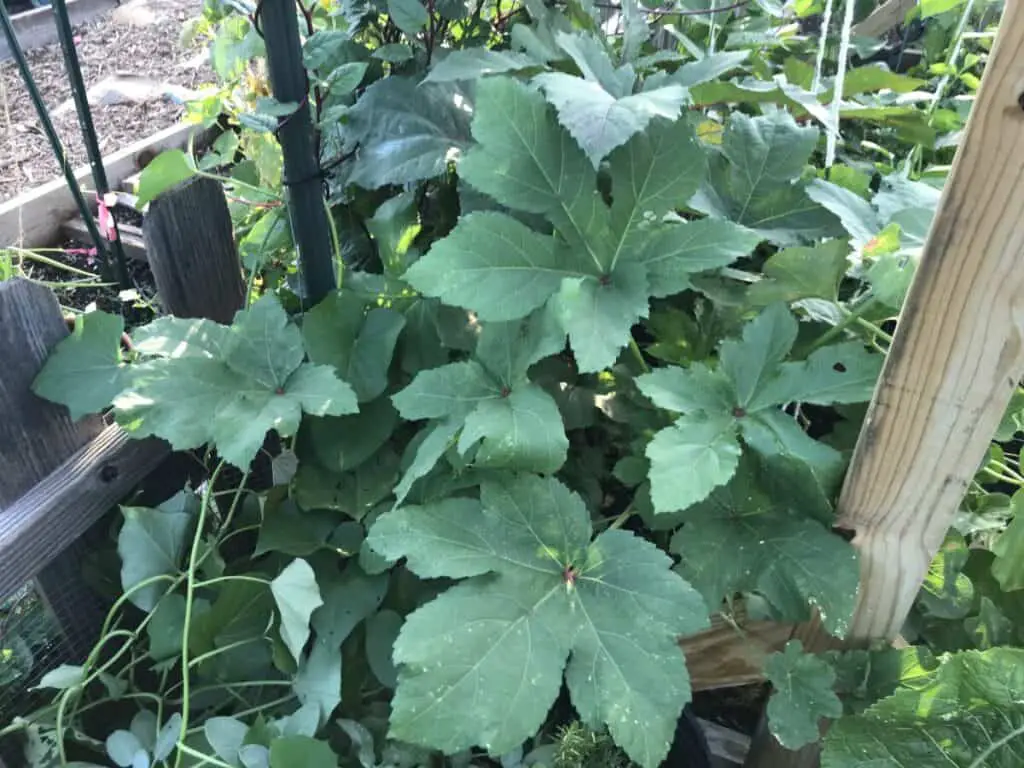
<box><xmin>765</xmin><ymin>640</ymin><xmax>843</xmax><ymax>749</ymax></box>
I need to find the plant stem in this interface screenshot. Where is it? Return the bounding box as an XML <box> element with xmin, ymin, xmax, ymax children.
<box><xmin>629</xmin><ymin>338</ymin><xmax>650</xmax><ymax>373</ymax></box>
<box><xmin>807</xmin><ymin>295</ymin><xmax>879</xmax><ymax>352</ymax></box>
<box><xmin>175</xmin><ymin>461</ymin><xmax>226</xmax><ymax>768</ymax></box>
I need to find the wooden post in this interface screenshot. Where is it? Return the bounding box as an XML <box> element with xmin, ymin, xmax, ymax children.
<box><xmin>0</xmin><ymin>279</ymin><xmax>106</xmax><ymax>640</ymax></box>
<box><xmin>143</xmin><ymin>175</ymin><xmax>246</xmax><ymax>324</ymax></box>
<box><xmin>745</xmin><ymin>1</ymin><xmax>1024</xmax><ymax>764</ymax></box>
<box><xmin>0</xmin><ymin>280</ymin><xmax>168</xmax><ymax>764</ymax></box>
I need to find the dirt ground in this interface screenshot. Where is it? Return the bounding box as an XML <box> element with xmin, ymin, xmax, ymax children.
<box><xmin>0</xmin><ymin>0</ymin><xmax>213</xmax><ymax>203</ymax></box>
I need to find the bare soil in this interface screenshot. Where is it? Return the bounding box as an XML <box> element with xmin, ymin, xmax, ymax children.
<box><xmin>0</xmin><ymin>0</ymin><xmax>213</xmax><ymax>203</ymax></box>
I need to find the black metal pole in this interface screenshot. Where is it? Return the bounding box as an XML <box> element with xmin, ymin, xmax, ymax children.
<box><xmin>51</xmin><ymin>0</ymin><xmax>130</xmax><ymax>288</ymax></box>
<box><xmin>259</xmin><ymin>0</ymin><xmax>336</xmax><ymax>305</ymax></box>
<box><xmin>0</xmin><ymin>2</ymin><xmax>111</xmax><ymax>281</ymax></box>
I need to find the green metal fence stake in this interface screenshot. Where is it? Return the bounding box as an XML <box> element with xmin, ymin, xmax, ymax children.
<box><xmin>0</xmin><ymin>2</ymin><xmax>112</xmax><ymax>283</ymax></box>
<box><xmin>260</xmin><ymin>0</ymin><xmax>336</xmax><ymax>306</ymax></box>
<box><xmin>51</xmin><ymin>0</ymin><xmax>130</xmax><ymax>289</ymax></box>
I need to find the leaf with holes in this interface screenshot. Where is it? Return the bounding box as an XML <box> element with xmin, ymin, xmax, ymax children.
<box><xmin>365</xmin><ymin>474</ymin><xmax>708</xmax><ymax>767</ymax></box>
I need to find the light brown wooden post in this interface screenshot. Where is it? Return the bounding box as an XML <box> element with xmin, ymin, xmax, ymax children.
<box><xmin>745</xmin><ymin>1</ymin><xmax>1024</xmax><ymax>763</ymax></box>
<box><xmin>143</xmin><ymin>175</ymin><xmax>246</xmax><ymax>324</ymax></box>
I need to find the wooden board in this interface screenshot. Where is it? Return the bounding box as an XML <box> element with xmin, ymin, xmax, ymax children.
<box><xmin>0</xmin><ymin>121</ymin><xmax>213</xmax><ymax>250</ymax></box>
<box><xmin>0</xmin><ymin>422</ymin><xmax>168</xmax><ymax>602</ymax></box>
<box><xmin>0</xmin><ymin>0</ymin><xmax>117</xmax><ymax>61</ymax></box>
<box><xmin>744</xmin><ymin>0</ymin><xmax>1024</xmax><ymax>762</ymax></box>
<box><xmin>681</xmin><ymin>608</ymin><xmax>794</xmax><ymax>691</ymax></box>
<box><xmin>61</xmin><ymin>217</ymin><xmax>148</xmax><ymax>263</ymax></box>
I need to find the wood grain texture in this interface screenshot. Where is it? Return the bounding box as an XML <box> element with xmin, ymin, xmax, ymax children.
<box><xmin>0</xmin><ymin>122</ymin><xmax>213</xmax><ymax>249</ymax></box>
<box><xmin>143</xmin><ymin>175</ymin><xmax>245</xmax><ymax>323</ymax></box>
<box><xmin>0</xmin><ymin>279</ymin><xmax>103</xmax><ymax>506</ymax></box>
<box><xmin>681</xmin><ymin>610</ymin><xmax>794</xmax><ymax>691</ymax></box>
<box><xmin>0</xmin><ymin>424</ymin><xmax>168</xmax><ymax>602</ymax></box>
<box><xmin>745</xmin><ymin>2</ymin><xmax>1024</xmax><ymax>764</ymax></box>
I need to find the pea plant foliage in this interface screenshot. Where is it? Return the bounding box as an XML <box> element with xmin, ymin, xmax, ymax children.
<box><xmin>18</xmin><ymin>0</ymin><xmax>986</xmax><ymax>764</ymax></box>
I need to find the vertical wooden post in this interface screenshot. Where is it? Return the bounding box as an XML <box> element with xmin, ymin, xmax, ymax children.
<box><xmin>0</xmin><ymin>279</ymin><xmax>106</xmax><ymax>767</ymax></box>
<box><xmin>0</xmin><ymin>280</ymin><xmax>108</xmax><ymax>642</ymax></box>
<box><xmin>143</xmin><ymin>175</ymin><xmax>246</xmax><ymax>323</ymax></box>
<box><xmin>745</xmin><ymin>1</ymin><xmax>1024</xmax><ymax>764</ymax></box>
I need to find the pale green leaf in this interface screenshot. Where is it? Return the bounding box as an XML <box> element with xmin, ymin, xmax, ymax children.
<box><xmin>535</xmin><ymin>73</ymin><xmax>687</xmax><ymax>167</ymax></box>
<box><xmin>387</xmin><ymin>0</ymin><xmax>429</xmax><ymax>36</ymax></box>
<box><xmin>367</xmin><ymin>475</ymin><xmax>705</xmax><ymax>766</ymax></box>
<box><xmin>33</xmin><ymin>310</ymin><xmax>129</xmax><ymax>421</ymax></box>
<box><xmin>606</xmin><ymin>117</ymin><xmax>707</xmax><ymax>266</ymax></box>
<box><xmin>806</xmin><ymin>180</ymin><xmax>881</xmax><ymax>246</ymax></box>
<box><xmin>565</xmin><ymin>529</ymin><xmax>707</xmax><ymax>767</ymax></box>
<box><xmin>347</xmin><ymin>77</ymin><xmax>472</xmax><ymax>188</ymax></box>
<box><xmin>765</xmin><ymin>640</ymin><xmax>843</xmax><ymax>750</ymax></box>
<box><xmin>671</xmin><ymin>456</ymin><xmax>858</xmax><ymax>634</ymax></box>
<box><xmin>719</xmin><ymin>303</ymin><xmax>799</xmax><ymax>407</ymax></box>
<box><xmin>132</xmin><ymin>316</ymin><xmax>230</xmax><ymax>359</ymax></box>
<box><xmin>991</xmin><ymin>492</ymin><xmax>1024</xmax><ymax>592</ymax></box>
<box><xmin>474</xmin><ymin>309</ymin><xmax>566</xmax><ymax>386</ymax></box>
<box><xmin>404</xmin><ymin>212</ymin><xmax>567</xmax><ymax>321</ymax></box>
<box><xmin>747</xmin><ymin>240</ymin><xmax>850</xmax><ymax>305</ymax></box>
<box><xmin>393</xmin><ymin>419</ymin><xmax>461</xmax><ymax>506</ymax></box>
<box><xmin>222</xmin><ymin>295</ymin><xmax>307</xmax><ymax>389</ymax></box>
<box><xmin>554</xmin><ymin>30</ymin><xmax>634</xmax><ymax>98</ymax></box>
<box><xmin>554</xmin><ymin>262</ymin><xmax>649</xmax><ymax>373</ymax></box>
<box><xmin>269</xmin><ymin>736</ymin><xmax>337</xmax><ymax>768</ymax></box>
<box><xmin>118</xmin><ymin>492</ymin><xmax>195</xmax><ymax>612</ymax></box>
<box><xmin>426</xmin><ymin>49</ymin><xmax>539</xmax><ymax>83</ymax></box>
<box><xmin>271</xmin><ymin>559</ymin><xmax>324</xmax><ymax>666</ymax></box>
<box><xmin>391</xmin><ymin>360</ymin><xmax>497</xmax><ymax>420</ymax></box>
<box><xmin>458</xmin><ymin>77</ymin><xmax>612</xmax><ymax>271</ymax></box>
<box><xmin>635</xmin><ymin>363</ymin><xmax>735</xmax><ymax>415</ymax></box>
<box><xmin>294</xmin><ymin>566</ymin><xmax>387</xmax><ymax>723</ymax></box>
<box><xmin>691</xmin><ymin>111</ymin><xmax>840</xmax><ymax>244</ymax></box>
<box><xmin>638</xmin><ymin>218</ymin><xmax>762</xmax><ymax>297</ymax></box>
<box><xmin>672</xmin><ymin>50</ymin><xmax>749</xmax><ymax>87</ymax></box>
<box><xmin>740</xmin><ymin>408</ymin><xmax>845</xmax><ymax>488</ymax></box>
<box><xmin>135</xmin><ymin>149</ymin><xmax>197</xmax><ymax>207</ymax></box>
<box><xmin>459</xmin><ymin>384</ymin><xmax>568</xmax><ymax>473</ymax></box>
<box><xmin>822</xmin><ymin>648</ymin><xmax>1024</xmax><ymax>767</ymax></box>
<box><xmin>750</xmin><ymin>342</ymin><xmax>883</xmax><ymax>410</ymax></box>
<box><xmin>646</xmin><ymin>412</ymin><xmax>741</xmax><ymax>514</ymax></box>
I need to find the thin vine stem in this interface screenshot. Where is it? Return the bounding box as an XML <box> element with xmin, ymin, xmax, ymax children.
<box><xmin>175</xmin><ymin>460</ymin><xmax>228</xmax><ymax>768</ymax></box>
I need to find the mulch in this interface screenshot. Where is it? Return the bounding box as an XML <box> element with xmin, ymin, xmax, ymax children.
<box><xmin>0</xmin><ymin>0</ymin><xmax>213</xmax><ymax>203</ymax></box>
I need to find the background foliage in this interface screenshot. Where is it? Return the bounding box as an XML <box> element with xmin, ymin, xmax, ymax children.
<box><xmin>4</xmin><ymin>0</ymin><xmax>1024</xmax><ymax>765</ymax></box>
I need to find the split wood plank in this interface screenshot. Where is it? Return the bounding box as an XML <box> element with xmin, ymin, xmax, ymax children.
<box><xmin>745</xmin><ymin>0</ymin><xmax>1024</xmax><ymax>763</ymax></box>
<box><xmin>681</xmin><ymin>609</ymin><xmax>794</xmax><ymax>691</ymax></box>
<box><xmin>62</xmin><ymin>217</ymin><xmax>148</xmax><ymax>263</ymax></box>
<box><xmin>0</xmin><ymin>0</ymin><xmax>116</xmax><ymax>61</ymax></box>
<box><xmin>0</xmin><ymin>121</ymin><xmax>213</xmax><ymax>250</ymax></box>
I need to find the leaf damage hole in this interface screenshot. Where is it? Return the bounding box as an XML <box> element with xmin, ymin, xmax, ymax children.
<box><xmin>598</xmin><ymin>274</ymin><xmax>612</xmax><ymax>287</ymax></box>
<box><xmin>833</xmin><ymin>362</ymin><xmax>847</xmax><ymax>373</ymax></box>
<box><xmin>100</xmin><ymin>465</ymin><xmax>119</xmax><ymax>483</ymax></box>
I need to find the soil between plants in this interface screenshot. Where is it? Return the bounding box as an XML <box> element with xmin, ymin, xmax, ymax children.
<box><xmin>0</xmin><ymin>0</ymin><xmax>212</xmax><ymax>203</ymax></box>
